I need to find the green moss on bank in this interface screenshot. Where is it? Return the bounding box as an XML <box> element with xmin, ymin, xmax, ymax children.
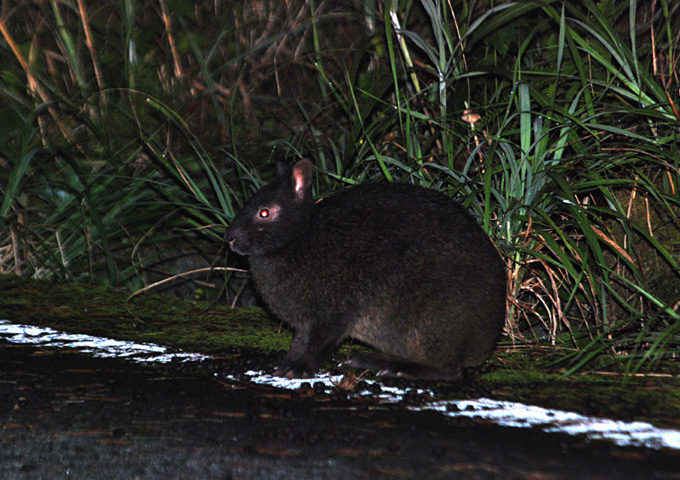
<box><xmin>0</xmin><ymin>274</ymin><xmax>291</xmax><ymax>354</ymax></box>
<box><xmin>479</xmin><ymin>347</ymin><xmax>680</xmax><ymax>429</ymax></box>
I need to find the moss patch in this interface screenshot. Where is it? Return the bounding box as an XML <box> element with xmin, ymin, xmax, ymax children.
<box><xmin>0</xmin><ymin>274</ymin><xmax>291</xmax><ymax>354</ymax></box>
<box><xmin>479</xmin><ymin>347</ymin><xmax>680</xmax><ymax>429</ymax></box>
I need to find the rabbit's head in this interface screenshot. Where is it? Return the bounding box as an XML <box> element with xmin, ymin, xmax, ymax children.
<box><xmin>226</xmin><ymin>159</ymin><xmax>313</xmax><ymax>256</ymax></box>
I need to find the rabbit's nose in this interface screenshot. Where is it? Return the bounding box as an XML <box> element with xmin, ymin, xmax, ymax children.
<box><xmin>224</xmin><ymin>230</ymin><xmax>234</xmax><ymax>246</ymax></box>
<box><xmin>224</xmin><ymin>227</ymin><xmax>235</xmax><ymax>243</ymax></box>
<box><xmin>225</xmin><ymin>229</ymin><xmax>244</xmax><ymax>254</ymax></box>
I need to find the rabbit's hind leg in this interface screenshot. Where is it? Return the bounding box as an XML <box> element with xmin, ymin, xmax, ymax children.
<box><xmin>342</xmin><ymin>353</ymin><xmax>463</xmax><ymax>381</ymax></box>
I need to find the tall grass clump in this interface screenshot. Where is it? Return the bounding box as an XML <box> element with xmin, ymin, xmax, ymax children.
<box><xmin>1</xmin><ymin>0</ymin><xmax>678</xmax><ymax>372</ymax></box>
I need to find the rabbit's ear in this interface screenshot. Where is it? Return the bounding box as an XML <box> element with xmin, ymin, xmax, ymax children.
<box><xmin>291</xmin><ymin>159</ymin><xmax>312</xmax><ymax>201</ymax></box>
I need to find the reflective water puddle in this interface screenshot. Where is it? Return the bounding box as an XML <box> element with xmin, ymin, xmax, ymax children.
<box><xmin>1</xmin><ymin>320</ymin><xmax>678</xmax><ymax>451</ymax></box>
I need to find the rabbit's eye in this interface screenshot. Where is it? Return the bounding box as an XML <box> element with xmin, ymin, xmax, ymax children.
<box><xmin>256</xmin><ymin>204</ymin><xmax>279</xmax><ymax>221</ymax></box>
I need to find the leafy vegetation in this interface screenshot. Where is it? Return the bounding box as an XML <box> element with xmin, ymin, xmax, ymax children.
<box><xmin>1</xmin><ymin>0</ymin><xmax>679</xmax><ymax>374</ymax></box>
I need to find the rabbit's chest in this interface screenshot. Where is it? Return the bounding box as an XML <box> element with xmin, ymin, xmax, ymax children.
<box><xmin>248</xmin><ymin>256</ymin><xmax>312</xmax><ymax>317</ymax></box>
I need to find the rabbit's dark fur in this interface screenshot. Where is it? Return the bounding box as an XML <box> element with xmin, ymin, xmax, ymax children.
<box><xmin>225</xmin><ymin>159</ymin><xmax>506</xmax><ymax>379</ymax></box>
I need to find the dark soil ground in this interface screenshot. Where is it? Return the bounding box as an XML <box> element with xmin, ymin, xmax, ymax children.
<box><xmin>2</xmin><ymin>342</ymin><xmax>680</xmax><ymax>480</ymax></box>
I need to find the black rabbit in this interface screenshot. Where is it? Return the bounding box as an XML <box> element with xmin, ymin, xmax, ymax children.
<box><xmin>225</xmin><ymin>159</ymin><xmax>506</xmax><ymax>379</ymax></box>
